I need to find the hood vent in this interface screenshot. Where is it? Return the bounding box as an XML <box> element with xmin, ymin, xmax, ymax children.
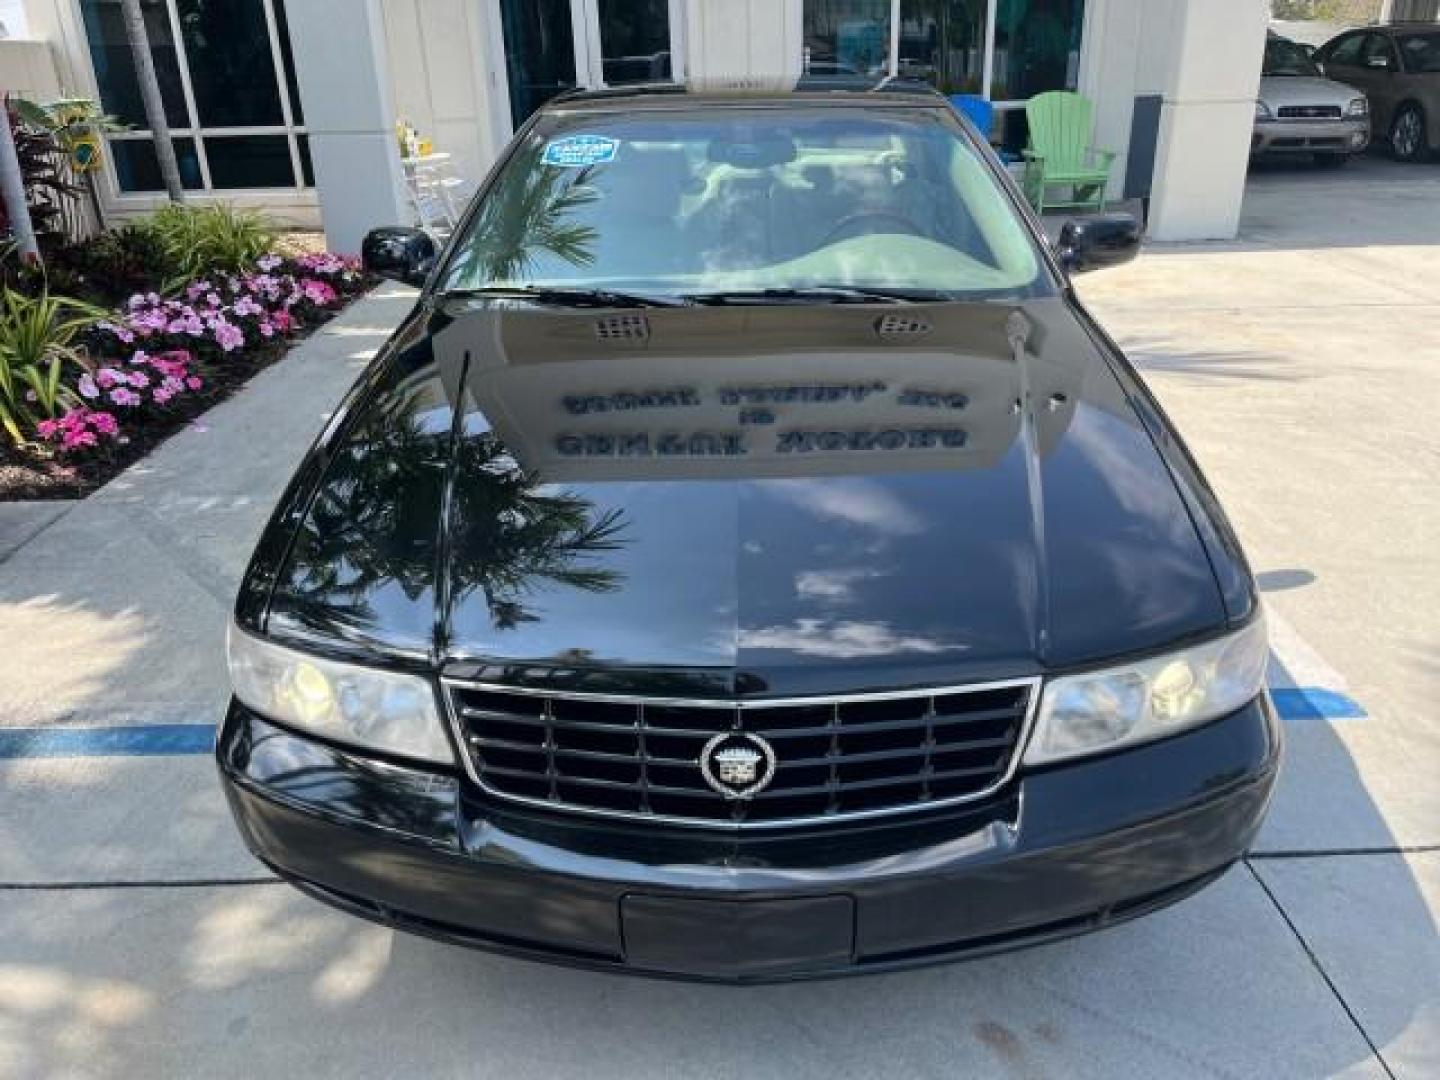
<box><xmin>875</xmin><ymin>313</ymin><xmax>932</xmax><ymax>341</ymax></box>
<box><xmin>594</xmin><ymin>314</ymin><xmax>651</xmax><ymax>344</ymax></box>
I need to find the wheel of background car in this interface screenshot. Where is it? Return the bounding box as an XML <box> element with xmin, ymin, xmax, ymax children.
<box><xmin>822</xmin><ymin>210</ymin><xmax>927</xmax><ymax>245</ymax></box>
<box><xmin>1390</xmin><ymin>104</ymin><xmax>1430</xmax><ymax>162</ymax></box>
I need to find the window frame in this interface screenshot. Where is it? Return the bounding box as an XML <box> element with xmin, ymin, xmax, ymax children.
<box><xmin>802</xmin><ymin>0</ymin><xmax>1092</xmax><ymax>116</ymax></box>
<box><xmin>71</xmin><ymin>0</ymin><xmax>312</xmax><ymax>199</ymax></box>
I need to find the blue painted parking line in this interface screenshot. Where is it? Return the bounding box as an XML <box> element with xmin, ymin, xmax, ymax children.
<box><xmin>1268</xmin><ymin>687</ymin><xmax>1367</xmax><ymax>722</ymax></box>
<box><xmin>0</xmin><ymin>724</ymin><xmax>215</xmax><ymax>760</ymax></box>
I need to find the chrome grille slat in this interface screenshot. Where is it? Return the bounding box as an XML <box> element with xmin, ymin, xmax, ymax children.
<box><xmin>774</xmin><ymin>735</ymin><xmax>1014</xmax><ymax>770</ymax></box>
<box><xmin>750</xmin><ymin>762</ymin><xmax>1003</xmax><ymax>800</ymax></box>
<box><xmin>445</xmin><ymin>677</ymin><xmax>1038</xmax><ymax>829</ymax></box>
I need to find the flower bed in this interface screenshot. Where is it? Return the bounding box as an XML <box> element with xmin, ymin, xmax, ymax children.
<box><xmin>0</xmin><ymin>249</ymin><xmax>372</xmax><ymax>501</ymax></box>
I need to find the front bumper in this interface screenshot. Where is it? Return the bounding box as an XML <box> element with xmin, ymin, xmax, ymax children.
<box><xmin>218</xmin><ymin>695</ymin><xmax>1281</xmax><ymax>982</ymax></box>
<box><xmin>1252</xmin><ymin>118</ymin><xmax>1369</xmax><ymax>155</ymax></box>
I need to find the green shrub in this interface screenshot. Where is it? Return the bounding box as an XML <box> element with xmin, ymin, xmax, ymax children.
<box><xmin>134</xmin><ymin>204</ymin><xmax>278</xmax><ymax>288</ymax></box>
<box><xmin>35</xmin><ymin>224</ymin><xmax>169</xmax><ymax>307</ymax></box>
<box><xmin>0</xmin><ymin>287</ymin><xmax>106</xmax><ymax>445</ymax></box>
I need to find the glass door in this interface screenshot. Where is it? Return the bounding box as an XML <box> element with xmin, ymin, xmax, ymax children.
<box><xmin>579</xmin><ymin>0</ymin><xmax>679</xmax><ymax>86</ymax></box>
<box><xmin>497</xmin><ymin>0</ymin><xmax>580</xmax><ymax>130</ymax></box>
<box><xmin>496</xmin><ymin>0</ymin><xmax>683</xmax><ymax>135</ymax></box>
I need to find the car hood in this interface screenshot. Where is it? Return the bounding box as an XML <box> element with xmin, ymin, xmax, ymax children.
<box><xmin>1259</xmin><ymin>75</ymin><xmax>1361</xmax><ymax>108</ymax></box>
<box><xmin>261</xmin><ymin>298</ymin><xmax>1233</xmax><ymax>695</ymax></box>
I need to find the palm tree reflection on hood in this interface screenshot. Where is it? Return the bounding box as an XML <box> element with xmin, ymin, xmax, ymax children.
<box><xmin>450</xmin><ymin>431</ymin><xmax>627</xmax><ymax>630</ymax></box>
<box><xmin>282</xmin><ymin>378</ymin><xmax>626</xmax><ymax>636</ymax></box>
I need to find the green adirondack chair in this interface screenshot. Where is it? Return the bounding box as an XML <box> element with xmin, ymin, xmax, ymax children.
<box><xmin>1022</xmin><ymin>92</ymin><xmax>1115</xmax><ymax>214</ymax></box>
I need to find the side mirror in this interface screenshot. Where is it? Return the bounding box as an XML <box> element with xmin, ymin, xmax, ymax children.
<box><xmin>362</xmin><ymin>226</ymin><xmax>438</xmax><ymax>287</ymax></box>
<box><xmin>1056</xmin><ymin>213</ymin><xmax>1142</xmax><ymax>275</ymax></box>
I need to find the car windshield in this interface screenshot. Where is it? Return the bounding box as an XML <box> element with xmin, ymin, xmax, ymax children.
<box><xmin>1264</xmin><ymin>37</ymin><xmax>1320</xmax><ymax>76</ymax></box>
<box><xmin>1400</xmin><ymin>32</ymin><xmax>1440</xmax><ymax>73</ymax></box>
<box><xmin>438</xmin><ymin>106</ymin><xmax>1048</xmax><ymax>302</ymax></box>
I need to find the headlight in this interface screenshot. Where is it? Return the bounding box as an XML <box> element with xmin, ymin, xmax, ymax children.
<box><xmin>227</xmin><ymin>626</ymin><xmax>454</xmax><ymax>764</ymax></box>
<box><xmin>1346</xmin><ymin>97</ymin><xmax>1369</xmax><ymax>118</ymax></box>
<box><xmin>1255</xmin><ymin>101</ymin><xmax>1272</xmax><ymax>120</ymax></box>
<box><xmin>1023</xmin><ymin>620</ymin><xmax>1268</xmax><ymax>766</ymax></box>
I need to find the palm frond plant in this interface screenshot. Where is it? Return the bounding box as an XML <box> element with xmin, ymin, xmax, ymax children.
<box><xmin>0</xmin><ymin>287</ymin><xmax>107</xmax><ymax>445</ymax></box>
<box><xmin>134</xmin><ymin>204</ymin><xmax>278</xmax><ymax>289</ymax></box>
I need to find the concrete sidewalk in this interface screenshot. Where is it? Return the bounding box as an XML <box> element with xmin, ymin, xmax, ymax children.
<box><xmin>1</xmin><ymin>160</ymin><xmax>1436</xmax><ymax>1078</ymax></box>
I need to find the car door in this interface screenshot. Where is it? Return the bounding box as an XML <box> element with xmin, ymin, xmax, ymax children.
<box><xmin>1321</xmin><ymin>32</ymin><xmax>1380</xmax><ymax>120</ymax></box>
<box><xmin>1358</xmin><ymin>33</ymin><xmax>1405</xmax><ymax>132</ymax></box>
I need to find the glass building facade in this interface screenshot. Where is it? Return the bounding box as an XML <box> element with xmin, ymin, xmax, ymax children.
<box><xmin>80</xmin><ymin>0</ymin><xmax>311</xmax><ymax>194</ymax></box>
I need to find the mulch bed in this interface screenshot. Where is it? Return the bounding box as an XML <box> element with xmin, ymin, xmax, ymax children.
<box><xmin>0</xmin><ymin>308</ymin><xmax>346</xmax><ymax>502</ymax></box>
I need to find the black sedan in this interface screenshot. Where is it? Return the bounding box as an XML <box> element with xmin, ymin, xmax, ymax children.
<box><xmin>218</xmin><ymin>80</ymin><xmax>1279</xmax><ymax>982</ymax></box>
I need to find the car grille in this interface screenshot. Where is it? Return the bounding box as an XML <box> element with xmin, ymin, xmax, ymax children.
<box><xmin>1278</xmin><ymin>105</ymin><xmax>1342</xmax><ymax>120</ymax></box>
<box><xmin>445</xmin><ymin>679</ymin><xmax>1037</xmax><ymax>828</ymax></box>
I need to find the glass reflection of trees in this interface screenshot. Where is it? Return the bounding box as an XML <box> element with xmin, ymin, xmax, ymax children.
<box><xmin>456</xmin><ymin>144</ymin><xmax>600</xmax><ymax>284</ymax></box>
<box><xmin>282</xmin><ymin>377</ymin><xmax>626</xmax><ymax>635</ymax></box>
<box><xmin>449</xmin><ymin>431</ymin><xmax>626</xmax><ymax>630</ymax></box>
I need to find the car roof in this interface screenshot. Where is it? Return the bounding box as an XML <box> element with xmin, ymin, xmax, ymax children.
<box><xmin>543</xmin><ymin>76</ymin><xmax>950</xmax><ymax>114</ymax></box>
<box><xmin>1370</xmin><ymin>22</ymin><xmax>1440</xmax><ymax>34</ymax></box>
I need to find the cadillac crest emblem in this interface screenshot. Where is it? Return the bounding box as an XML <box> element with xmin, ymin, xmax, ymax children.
<box><xmin>699</xmin><ymin>732</ymin><xmax>777</xmax><ymax>799</ymax></box>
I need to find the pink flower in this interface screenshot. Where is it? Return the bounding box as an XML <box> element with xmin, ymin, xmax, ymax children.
<box><xmin>302</xmin><ymin>279</ymin><xmax>338</xmax><ymax>306</ymax></box>
<box><xmin>78</xmin><ymin>374</ymin><xmax>99</xmax><ymax>399</ymax></box>
<box><xmin>233</xmin><ymin>296</ymin><xmax>263</xmax><ymax>318</ymax></box>
<box><xmin>36</xmin><ymin>407</ymin><xmax>122</xmax><ymax>452</ymax></box>
<box><xmin>109</xmin><ymin>388</ymin><xmax>141</xmax><ymax>407</ymax></box>
<box><xmin>185</xmin><ymin>376</ymin><xmax>203</xmax><ymax>391</ymax></box>
<box><xmin>95</xmin><ymin>368</ymin><xmax>123</xmax><ymax>389</ymax></box>
<box><xmin>127</xmin><ymin>370</ymin><xmax>151</xmax><ymax>389</ymax></box>
<box><xmin>213</xmin><ymin>321</ymin><xmax>245</xmax><ymax>352</ymax></box>
<box><xmin>272</xmin><ymin>310</ymin><xmax>294</xmax><ymax>333</ymax></box>
<box><xmin>257</xmin><ymin>254</ymin><xmax>282</xmax><ymax>272</ymax></box>
<box><xmin>153</xmin><ymin>387</ymin><xmax>173</xmax><ymax>405</ymax></box>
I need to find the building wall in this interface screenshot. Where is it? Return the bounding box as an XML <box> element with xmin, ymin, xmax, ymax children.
<box><xmin>0</xmin><ymin>35</ymin><xmax>61</xmax><ymax>97</ymax></box>
<box><xmin>381</xmin><ymin>0</ymin><xmax>500</xmax><ymax>186</ymax></box>
<box><xmin>684</xmin><ymin>0</ymin><xmax>804</xmax><ymax>82</ymax></box>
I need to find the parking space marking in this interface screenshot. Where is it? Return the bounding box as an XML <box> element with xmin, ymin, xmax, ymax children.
<box><xmin>1265</xmin><ymin>604</ymin><xmax>1368</xmax><ymax>722</ymax></box>
<box><xmin>0</xmin><ymin>607</ymin><xmax>1359</xmax><ymax>760</ymax></box>
<box><xmin>0</xmin><ymin>723</ymin><xmax>214</xmax><ymax>759</ymax></box>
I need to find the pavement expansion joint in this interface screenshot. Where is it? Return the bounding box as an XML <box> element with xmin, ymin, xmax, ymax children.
<box><xmin>1243</xmin><ymin>859</ymin><xmax>1398</xmax><ymax>1080</ymax></box>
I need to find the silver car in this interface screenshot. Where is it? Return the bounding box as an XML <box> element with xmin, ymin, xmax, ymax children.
<box><xmin>1254</xmin><ymin>34</ymin><xmax>1370</xmax><ymax>166</ymax></box>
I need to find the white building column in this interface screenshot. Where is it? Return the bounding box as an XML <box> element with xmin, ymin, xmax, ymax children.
<box><xmin>285</xmin><ymin>0</ymin><xmax>409</xmax><ymax>254</ymax></box>
<box><xmin>1143</xmin><ymin>0</ymin><xmax>1267</xmax><ymax>241</ymax></box>
<box><xmin>683</xmin><ymin>0</ymin><xmax>804</xmax><ymax>84</ymax></box>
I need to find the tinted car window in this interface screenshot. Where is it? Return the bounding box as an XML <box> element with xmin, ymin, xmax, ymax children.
<box><xmin>1399</xmin><ymin>32</ymin><xmax>1440</xmax><ymax>73</ymax></box>
<box><xmin>1323</xmin><ymin>33</ymin><xmax>1365</xmax><ymax>66</ymax></box>
<box><xmin>440</xmin><ymin>108</ymin><xmax>1047</xmax><ymax>300</ymax></box>
<box><xmin>1264</xmin><ymin>37</ymin><xmax>1320</xmax><ymax>77</ymax></box>
<box><xmin>1361</xmin><ymin>33</ymin><xmax>1397</xmax><ymax>69</ymax></box>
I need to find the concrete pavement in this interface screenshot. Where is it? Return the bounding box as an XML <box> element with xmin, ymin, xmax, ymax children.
<box><xmin>1</xmin><ymin>158</ymin><xmax>1436</xmax><ymax>1078</ymax></box>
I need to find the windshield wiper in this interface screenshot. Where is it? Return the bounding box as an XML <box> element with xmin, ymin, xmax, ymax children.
<box><xmin>681</xmin><ymin>285</ymin><xmax>946</xmax><ymax>306</ymax></box>
<box><xmin>441</xmin><ymin>285</ymin><xmax>694</xmax><ymax>308</ymax></box>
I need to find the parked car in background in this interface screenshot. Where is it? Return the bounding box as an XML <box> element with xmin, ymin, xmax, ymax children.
<box><xmin>1254</xmin><ymin>33</ymin><xmax>1370</xmax><ymax>167</ymax></box>
<box><xmin>1316</xmin><ymin>24</ymin><xmax>1440</xmax><ymax>162</ymax></box>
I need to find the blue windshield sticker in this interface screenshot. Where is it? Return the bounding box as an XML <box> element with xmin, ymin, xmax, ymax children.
<box><xmin>543</xmin><ymin>135</ymin><xmax>619</xmax><ymax>168</ymax></box>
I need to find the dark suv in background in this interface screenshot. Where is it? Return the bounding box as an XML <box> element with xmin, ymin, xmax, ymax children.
<box><xmin>1318</xmin><ymin>23</ymin><xmax>1440</xmax><ymax>161</ymax></box>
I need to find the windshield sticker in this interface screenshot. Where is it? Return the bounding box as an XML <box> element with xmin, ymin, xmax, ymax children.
<box><xmin>542</xmin><ymin>135</ymin><xmax>619</xmax><ymax>168</ymax></box>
